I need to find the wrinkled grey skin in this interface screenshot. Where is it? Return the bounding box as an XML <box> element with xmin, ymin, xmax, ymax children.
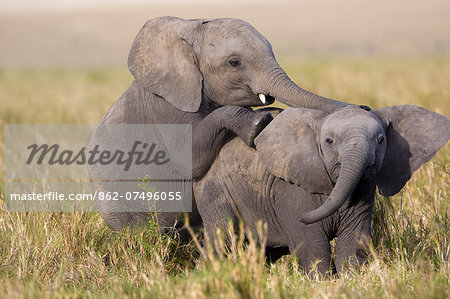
<box><xmin>194</xmin><ymin>105</ymin><xmax>450</xmax><ymax>274</ymax></box>
<box><xmin>91</xmin><ymin>16</ymin><xmax>352</xmax><ymax>230</ymax></box>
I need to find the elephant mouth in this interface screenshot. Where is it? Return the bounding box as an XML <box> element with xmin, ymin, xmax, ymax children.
<box><xmin>361</xmin><ymin>165</ymin><xmax>379</xmax><ymax>183</ymax></box>
<box><xmin>257</xmin><ymin>93</ymin><xmax>276</xmax><ymax>105</ymax></box>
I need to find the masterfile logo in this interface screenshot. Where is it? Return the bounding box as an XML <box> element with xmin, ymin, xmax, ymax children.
<box><xmin>5</xmin><ymin>124</ymin><xmax>192</xmax><ymax>212</ymax></box>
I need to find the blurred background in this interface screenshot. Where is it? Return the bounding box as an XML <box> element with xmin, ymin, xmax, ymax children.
<box><xmin>0</xmin><ymin>0</ymin><xmax>449</xmax><ymax>127</ymax></box>
<box><xmin>1</xmin><ymin>0</ymin><xmax>449</xmax><ymax>67</ymax></box>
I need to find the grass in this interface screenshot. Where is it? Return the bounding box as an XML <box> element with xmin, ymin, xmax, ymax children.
<box><xmin>0</xmin><ymin>55</ymin><xmax>449</xmax><ymax>298</ymax></box>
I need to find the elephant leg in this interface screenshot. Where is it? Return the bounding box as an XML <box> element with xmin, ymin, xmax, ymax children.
<box><xmin>217</xmin><ymin>107</ymin><xmax>273</xmax><ymax>147</ymax></box>
<box><xmin>159</xmin><ymin>198</ymin><xmax>203</xmax><ymax>244</ymax></box>
<box><xmin>334</xmin><ymin>184</ymin><xmax>374</xmax><ymax>273</ymax></box>
<box><xmin>276</xmin><ymin>191</ymin><xmax>334</xmax><ymax>275</ymax></box>
<box><xmin>92</xmin><ymin>181</ymin><xmax>151</xmax><ymax>231</ymax></box>
<box><xmin>289</xmin><ymin>230</ymin><xmax>334</xmax><ymax>275</ymax></box>
<box><xmin>192</xmin><ymin>106</ymin><xmax>272</xmax><ymax>178</ymax></box>
<box><xmin>334</xmin><ymin>218</ymin><xmax>372</xmax><ymax>273</ymax></box>
<box><xmin>196</xmin><ymin>181</ymin><xmax>238</xmax><ymax>253</ymax></box>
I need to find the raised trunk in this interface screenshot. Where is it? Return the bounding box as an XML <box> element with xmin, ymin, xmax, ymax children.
<box><xmin>299</xmin><ymin>148</ymin><xmax>370</xmax><ymax>224</ymax></box>
<box><xmin>257</xmin><ymin>63</ymin><xmax>349</xmax><ymax>112</ymax></box>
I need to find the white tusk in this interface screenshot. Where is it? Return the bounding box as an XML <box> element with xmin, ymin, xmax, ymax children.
<box><xmin>258</xmin><ymin>93</ymin><xmax>266</xmax><ymax>104</ymax></box>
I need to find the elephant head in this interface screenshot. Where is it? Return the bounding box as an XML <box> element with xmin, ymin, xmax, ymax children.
<box><xmin>128</xmin><ymin>17</ymin><xmax>348</xmax><ymax>113</ymax></box>
<box><xmin>255</xmin><ymin>105</ymin><xmax>450</xmax><ymax>224</ymax></box>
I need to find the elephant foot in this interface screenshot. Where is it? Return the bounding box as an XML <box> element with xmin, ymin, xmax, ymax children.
<box><xmin>241</xmin><ymin>111</ymin><xmax>273</xmax><ymax>148</ymax></box>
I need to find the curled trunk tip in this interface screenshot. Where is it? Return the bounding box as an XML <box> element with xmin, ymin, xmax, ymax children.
<box><xmin>299</xmin><ymin>151</ymin><xmax>369</xmax><ymax>225</ymax></box>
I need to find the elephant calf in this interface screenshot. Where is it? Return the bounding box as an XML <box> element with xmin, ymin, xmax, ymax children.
<box><xmin>194</xmin><ymin>105</ymin><xmax>450</xmax><ymax>274</ymax></box>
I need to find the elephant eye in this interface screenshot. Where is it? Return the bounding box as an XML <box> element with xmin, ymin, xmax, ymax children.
<box><xmin>228</xmin><ymin>58</ymin><xmax>241</xmax><ymax>68</ymax></box>
<box><xmin>325</xmin><ymin>137</ymin><xmax>333</xmax><ymax>144</ymax></box>
<box><xmin>377</xmin><ymin>134</ymin><xmax>385</xmax><ymax>145</ymax></box>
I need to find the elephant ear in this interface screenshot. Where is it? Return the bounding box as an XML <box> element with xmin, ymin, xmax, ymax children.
<box><xmin>373</xmin><ymin>105</ymin><xmax>450</xmax><ymax>197</ymax></box>
<box><xmin>254</xmin><ymin>108</ymin><xmax>333</xmax><ymax>194</ymax></box>
<box><xmin>128</xmin><ymin>17</ymin><xmax>203</xmax><ymax>112</ymax></box>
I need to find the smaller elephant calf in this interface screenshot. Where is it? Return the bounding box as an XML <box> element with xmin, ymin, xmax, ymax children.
<box><xmin>194</xmin><ymin>105</ymin><xmax>450</xmax><ymax>274</ymax></box>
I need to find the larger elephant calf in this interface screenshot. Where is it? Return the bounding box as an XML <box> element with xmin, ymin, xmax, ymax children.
<box><xmin>91</xmin><ymin>17</ymin><xmax>358</xmax><ymax>230</ymax></box>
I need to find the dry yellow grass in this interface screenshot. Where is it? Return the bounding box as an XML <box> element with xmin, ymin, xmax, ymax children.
<box><xmin>1</xmin><ymin>0</ymin><xmax>450</xmax><ymax>67</ymax></box>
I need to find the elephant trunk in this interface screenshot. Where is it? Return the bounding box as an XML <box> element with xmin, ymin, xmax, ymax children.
<box><xmin>255</xmin><ymin>62</ymin><xmax>349</xmax><ymax>112</ymax></box>
<box><xmin>299</xmin><ymin>146</ymin><xmax>370</xmax><ymax>224</ymax></box>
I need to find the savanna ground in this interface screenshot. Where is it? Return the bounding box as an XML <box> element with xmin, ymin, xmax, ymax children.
<box><xmin>0</xmin><ymin>55</ymin><xmax>449</xmax><ymax>298</ymax></box>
